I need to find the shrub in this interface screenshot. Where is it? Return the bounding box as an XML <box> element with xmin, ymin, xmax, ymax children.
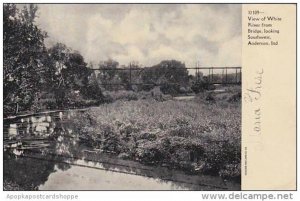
<box><xmin>70</xmin><ymin>98</ymin><xmax>241</xmax><ymax>181</ymax></box>
<box><xmin>137</xmin><ymin>132</ymin><xmax>157</xmax><ymax>141</ymax></box>
<box><xmin>191</xmin><ymin>80</ymin><xmax>212</xmax><ymax>93</ymax></box>
<box><xmin>103</xmin><ymin>90</ymin><xmax>139</xmax><ymax>102</ymax></box>
<box><xmin>228</xmin><ymin>92</ymin><xmax>241</xmax><ymax>102</ymax></box>
<box><xmin>205</xmin><ymin>93</ymin><xmax>216</xmax><ymax>103</ymax></box>
<box><xmin>102</xmin><ymin>88</ymin><xmax>172</xmax><ymax>103</ymax></box>
<box><xmin>160</xmin><ymin>83</ymin><xmax>180</xmax><ymax>95</ymax></box>
<box><xmin>30</xmin><ymin>92</ymin><xmax>57</xmax><ymax>112</ymax></box>
<box><xmin>179</xmin><ymin>86</ymin><xmax>192</xmax><ymax>94</ymax></box>
<box><xmin>219</xmin><ymin>164</ymin><xmax>241</xmax><ymax>182</ymax></box>
<box><xmin>203</xmin><ymin>141</ymin><xmax>240</xmax><ymax>176</ymax></box>
<box><xmin>135</xmin><ymin>141</ymin><xmax>164</xmax><ymax>164</ymax></box>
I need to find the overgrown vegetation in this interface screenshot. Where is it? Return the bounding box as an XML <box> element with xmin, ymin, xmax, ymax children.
<box><xmin>72</xmin><ymin>90</ymin><xmax>241</xmax><ymax>182</ymax></box>
<box><xmin>102</xmin><ymin>87</ymin><xmax>173</xmax><ymax>103</ymax></box>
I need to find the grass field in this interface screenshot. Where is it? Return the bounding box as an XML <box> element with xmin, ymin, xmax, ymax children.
<box><xmin>72</xmin><ymin>88</ymin><xmax>241</xmax><ymax>182</ymax></box>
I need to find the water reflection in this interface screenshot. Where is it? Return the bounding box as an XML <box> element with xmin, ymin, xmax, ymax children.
<box><xmin>4</xmin><ymin>111</ymin><xmax>78</xmax><ymax>190</ymax></box>
<box><xmin>3</xmin><ymin>111</ymin><xmax>239</xmax><ymax>191</ymax></box>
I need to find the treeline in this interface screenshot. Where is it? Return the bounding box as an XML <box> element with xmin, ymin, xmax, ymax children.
<box><xmin>96</xmin><ymin>59</ymin><xmax>190</xmax><ymax>94</ymax></box>
<box><xmin>4</xmin><ymin>4</ymin><xmax>104</xmax><ymax>115</ymax></box>
<box><xmin>96</xmin><ymin>61</ymin><xmax>241</xmax><ymax>94</ymax></box>
<box><xmin>3</xmin><ymin>4</ymin><xmax>190</xmax><ymax>116</ymax></box>
<box><xmin>3</xmin><ymin>4</ymin><xmax>240</xmax><ymax>116</ymax></box>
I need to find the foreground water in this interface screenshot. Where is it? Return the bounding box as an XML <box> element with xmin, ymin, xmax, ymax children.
<box><xmin>3</xmin><ymin>110</ymin><xmax>240</xmax><ymax>190</ymax></box>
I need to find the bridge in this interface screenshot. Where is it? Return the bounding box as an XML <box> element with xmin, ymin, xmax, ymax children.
<box><xmin>90</xmin><ymin>66</ymin><xmax>242</xmax><ymax>87</ymax></box>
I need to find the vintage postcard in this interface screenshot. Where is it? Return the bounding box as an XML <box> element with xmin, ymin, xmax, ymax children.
<box><xmin>1</xmin><ymin>2</ymin><xmax>296</xmax><ymax>193</ymax></box>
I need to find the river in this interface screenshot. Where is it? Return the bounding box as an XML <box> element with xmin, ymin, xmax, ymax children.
<box><xmin>3</xmin><ymin>110</ymin><xmax>240</xmax><ymax>190</ymax></box>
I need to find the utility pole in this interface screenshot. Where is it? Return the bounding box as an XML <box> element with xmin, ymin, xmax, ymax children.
<box><xmin>225</xmin><ymin>67</ymin><xmax>228</xmax><ymax>84</ymax></box>
<box><xmin>129</xmin><ymin>62</ymin><xmax>132</xmax><ymax>89</ymax></box>
<box><xmin>211</xmin><ymin>67</ymin><xmax>214</xmax><ymax>83</ymax></box>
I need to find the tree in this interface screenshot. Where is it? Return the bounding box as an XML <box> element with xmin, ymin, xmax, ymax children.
<box><xmin>83</xmin><ymin>71</ymin><xmax>103</xmax><ymax>100</ymax></box>
<box><xmin>47</xmin><ymin>43</ymin><xmax>71</xmax><ymax>88</ymax></box>
<box><xmin>63</xmin><ymin>51</ymin><xmax>90</xmax><ymax>91</ymax></box>
<box><xmin>98</xmin><ymin>59</ymin><xmax>119</xmax><ymax>81</ymax></box>
<box><xmin>142</xmin><ymin>60</ymin><xmax>189</xmax><ymax>94</ymax></box>
<box><xmin>47</xmin><ymin>43</ymin><xmax>94</xmax><ymax>106</ymax></box>
<box><xmin>3</xmin><ymin>4</ymin><xmax>48</xmax><ymax>114</ymax></box>
<box><xmin>117</xmin><ymin>62</ymin><xmax>142</xmax><ymax>91</ymax></box>
<box><xmin>98</xmin><ymin>59</ymin><xmax>119</xmax><ymax>90</ymax></box>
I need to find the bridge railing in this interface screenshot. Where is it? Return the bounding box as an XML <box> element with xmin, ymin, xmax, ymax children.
<box><xmin>89</xmin><ymin>66</ymin><xmax>241</xmax><ymax>89</ymax></box>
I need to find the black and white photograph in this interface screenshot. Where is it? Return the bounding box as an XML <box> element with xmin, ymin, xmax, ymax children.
<box><xmin>3</xmin><ymin>3</ymin><xmax>242</xmax><ymax>191</ymax></box>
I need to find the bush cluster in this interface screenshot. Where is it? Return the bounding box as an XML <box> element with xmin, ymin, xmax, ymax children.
<box><xmin>71</xmin><ymin>98</ymin><xmax>241</xmax><ymax>182</ymax></box>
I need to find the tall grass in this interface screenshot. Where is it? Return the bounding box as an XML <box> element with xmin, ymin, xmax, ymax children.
<box><xmin>72</xmin><ymin>96</ymin><xmax>241</xmax><ymax>181</ymax></box>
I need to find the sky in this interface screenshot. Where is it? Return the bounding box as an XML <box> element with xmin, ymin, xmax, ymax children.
<box><xmin>34</xmin><ymin>4</ymin><xmax>241</xmax><ymax>67</ymax></box>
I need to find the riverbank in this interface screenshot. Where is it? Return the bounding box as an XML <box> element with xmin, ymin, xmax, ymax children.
<box><xmin>72</xmin><ymin>92</ymin><xmax>241</xmax><ymax>182</ymax></box>
<box><xmin>4</xmin><ymin>146</ymin><xmax>240</xmax><ymax>190</ymax></box>
<box><xmin>3</xmin><ymin>87</ymin><xmax>241</xmax><ymax>189</ymax></box>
